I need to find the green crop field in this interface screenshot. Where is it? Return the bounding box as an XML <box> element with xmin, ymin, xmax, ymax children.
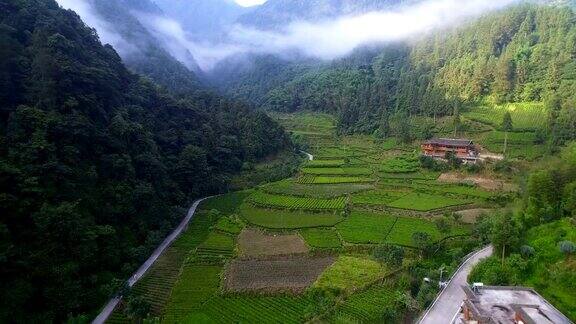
<box><xmin>248</xmin><ymin>191</ymin><xmax>346</xmax><ymax>210</ymax></box>
<box><xmin>464</xmin><ymin>102</ymin><xmax>547</xmax><ymax>131</ymax></box>
<box><xmin>310</xmin><ymin>176</ymin><xmax>374</xmax><ymax>184</ymax></box>
<box><xmin>163</xmin><ymin>265</ymin><xmax>222</xmax><ymax>323</ymax></box>
<box><xmin>314</xmin><ymin>256</ymin><xmax>385</xmax><ymax>292</ymax></box>
<box><xmin>264</xmin><ymin>180</ymin><xmax>373</xmax><ymax>198</ymax></box>
<box><xmin>198</xmin><ymin>295</ymin><xmax>314</xmax><ymax>324</ymax></box>
<box><xmin>214</xmin><ymin>216</ymin><xmax>244</xmax><ymax>234</ymax></box>
<box><xmin>299</xmin><ymin>228</ymin><xmax>342</xmax><ymax>248</ymax></box>
<box><xmin>301</xmin><ymin>167</ymin><xmax>372</xmax><ymax>175</ymax></box>
<box><xmin>240</xmin><ymin>204</ymin><xmax>344</xmax><ymax>229</ymax></box>
<box><xmin>386</xmin><ymin>192</ymin><xmax>472</xmax><ymax>211</ymax></box>
<box><xmin>336</xmin><ymin>212</ymin><xmax>397</xmax><ymax>244</ymax></box>
<box><xmin>385</xmin><ymin>217</ymin><xmax>441</xmax><ymax>246</ymax></box>
<box><xmin>200</xmin><ymin>191</ymin><xmax>251</xmax><ymax>215</ymax></box>
<box><xmin>305</xmin><ymin>159</ymin><xmax>345</xmax><ymax>167</ymax></box>
<box><xmin>352</xmin><ymin>189</ymin><xmax>409</xmax><ymax>205</ymax></box>
<box><xmin>380</xmin><ymin>155</ymin><xmax>421</xmax><ymax>173</ymax></box>
<box><xmin>329</xmin><ymin>282</ymin><xmax>402</xmax><ymax>323</ymax></box>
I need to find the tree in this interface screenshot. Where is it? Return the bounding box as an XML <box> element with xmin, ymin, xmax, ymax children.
<box><xmin>434</xmin><ymin>217</ymin><xmax>452</xmax><ymax>236</ymax></box>
<box><xmin>519</xmin><ymin>245</ymin><xmax>535</xmax><ymax>259</ymax></box>
<box><xmin>373</xmin><ymin>244</ymin><xmax>405</xmax><ymax>268</ymax></box>
<box><xmin>501</xmin><ymin>112</ymin><xmax>513</xmax><ymax>155</ymax></box>
<box><xmin>412</xmin><ymin>232</ymin><xmax>432</xmax><ymax>257</ymax></box>
<box><xmin>489</xmin><ymin>212</ymin><xmax>520</xmax><ymax>265</ymax></box>
<box><xmin>559</xmin><ymin>241</ymin><xmax>575</xmax><ymax>260</ymax></box>
<box><xmin>125</xmin><ymin>296</ymin><xmax>151</xmax><ymax>323</ymax></box>
<box><xmin>452</xmin><ymin>100</ymin><xmax>461</xmax><ymax>138</ymax></box>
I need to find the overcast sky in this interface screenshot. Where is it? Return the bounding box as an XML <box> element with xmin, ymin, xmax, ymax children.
<box><xmin>235</xmin><ymin>0</ymin><xmax>267</xmax><ymax>7</ymax></box>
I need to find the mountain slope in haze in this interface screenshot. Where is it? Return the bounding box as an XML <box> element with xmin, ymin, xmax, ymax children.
<box><xmin>82</xmin><ymin>0</ymin><xmax>202</xmax><ymax>94</ymax></box>
<box><xmin>215</xmin><ymin>3</ymin><xmax>576</xmax><ymax>143</ymax></box>
<box><xmin>154</xmin><ymin>0</ymin><xmax>250</xmax><ymax>41</ymax></box>
<box><xmin>0</xmin><ymin>0</ymin><xmax>290</xmax><ymax>321</ymax></box>
<box><xmin>236</xmin><ymin>0</ymin><xmax>414</xmax><ymax>29</ymax></box>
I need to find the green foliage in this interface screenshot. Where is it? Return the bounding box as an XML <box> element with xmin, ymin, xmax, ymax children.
<box><xmin>313</xmin><ymin>256</ymin><xmax>385</xmax><ymax>292</ymax></box>
<box><xmin>248</xmin><ymin>191</ymin><xmax>346</xmax><ymax>210</ymax></box>
<box><xmin>373</xmin><ymin>245</ymin><xmax>405</xmax><ymax>268</ymax></box>
<box><xmin>240</xmin><ymin>204</ymin><xmax>344</xmax><ymax>229</ymax></box>
<box><xmin>264</xmin><ymin>180</ymin><xmax>373</xmax><ymax>198</ymax></box>
<box><xmin>336</xmin><ymin>212</ymin><xmax>397</xmax><ymax>244</ymax></box>
<box><xmin>386</xmin><ymin>192</ymin><xmax>472</xmax><ymax>211</ymax></box>
<box><xmin>299</xmin><ymin>228</ymin><xmax>342</xmax><ymax>249</ymax></box>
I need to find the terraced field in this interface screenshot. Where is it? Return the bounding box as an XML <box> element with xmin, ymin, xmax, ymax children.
<box><xmin>111</xmin><ymin>112</ymin><xmax>509</xmax><ymax>324</ymax></box>
<box><xmin>248</xmin><ymin>191</ymin><xmax>346</xmax><ymax>210</ymax></box>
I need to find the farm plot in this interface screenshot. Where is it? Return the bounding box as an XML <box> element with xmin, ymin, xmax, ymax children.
<box><xmin>380</xmin><ymin>171</ymin><xmax>440</xmax><ymax>180</ymax></box>
<box><xmin>240</xmin><ymin>204</ymin><xmax>344</xmax><ymax>229</ymax></box>
<box><xmin>301</xmin><ymin>167</ymin><xmax>372</xmax><ymax>176</ymax></box>
<box><xmin>314</xmin><ymin>256</ymin><xmax>385</xmax><ymax>292</ymax></box>
<box><xmin>199</xmin><ymin>294</ymin><xmax>314</xmax><ymax>324</ymax></box>
<box><xmin>264</xmin><ymin>180</ymin><xmax>373</xmax><ymax>198</ymax></box>
<box><xmin>329</xmin><ymin>282</ymin><xmax>402</xmax><ymax>323</ymax></box>
<box><xmin>385</xmin><ymin>217</ymin><xmax>441</xmax><ymax>247</ymax></box>
<box><xmin>463</xmin><ymin>102</ymin><xmax>546</xmax><ymax>131</ymax></box>
<box><xmin>336</xmin><ymin>212</ymin><xmax>397</xmax><ymax>244</ymax></box>
<box><xmin>248</xmin><ymin>191</ymin><xmax>346</xmax><ymax>210</ymax></box>
<box><xmin>238</xmin><ymin>229</ymin><xmax>309</xmax><ymax>257</ymax></box>
<box><xmin>191</xmin><ymin>232</ymin><xmax>235</xmax><ymax>263</ymax></box>
<box><xmin>380</xmin><ymin>155</ymin><xmax>420</xmax><ymax>173</ymax></box>
<box><xmin>214</xmin><ymin>215</ymin><xmax>244</xmax><ymax>234</ymax></box>
<box><xmin>199</xmin><ymin>191</ymin><xmax>251</xmax><ymax>215</ymax></box>
<box><xmin>386</xmin><ymin>192</ymin><xmax>472</xmax><ymax>211</ymax></box>
<box><xmin>162</xmin><ymin>265</ymin><xmax>222</xmax><ymax>323</ymax></box>
<box><xmin>310</xmin><ymin>176</ymin><xmax>374</xmax><ymax>184</ymax></box>
<box><xmin>224</xmin><ymin>256</ymin><xmax>336</xmax><ymax>293</ymax></box>
<box><xmin>299</xmin><ymin>228</ymin><xmax>342</xmax><ymax>249</ymax></box>
<box><xmin>352</xmin><ymin>189</ymin><xmax>408</xmax><ymax>206</ymax></box>
<box><xmin>305</xmin><ymin>159</ymin><xmax>345</xmax><ymax>168</ymax></box>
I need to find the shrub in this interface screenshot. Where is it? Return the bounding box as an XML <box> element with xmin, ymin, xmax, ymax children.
<box><xmin>373</xmin><ymin>244</ymin><xmax>405</xmax><ymax>268</ymax></box>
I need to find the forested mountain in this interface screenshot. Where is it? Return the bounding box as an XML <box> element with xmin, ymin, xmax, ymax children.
<box><xmin>0</xmin><ymin>0</ymin><xmax>290</xmax><ymax>321</ymax></box>
<box><xmin>214</xmin><ymin>3</ymin><xmax>576</xmax><ymax>144</ymax></box>
<box><xmin>84</xmin><ymin>0</ymin><xmax>202</xmax><ymax>94</ymax></box>
<box><xmin>235</xmin><ymin>0</ymin><xmax>414</xmax><ymax>29</ymax></box>
<box><xmin>153</xmin><ymin>0</ymin><xmax>249</xmax><ymax>41</ymax></box>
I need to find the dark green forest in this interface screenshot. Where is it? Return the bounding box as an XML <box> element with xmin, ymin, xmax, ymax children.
<box><xmin>0</xmin><ymin>0</ymin><xmax>290</xmax><ymax>321</ymax></box>
<box><xmin>213</xmin><ymin>4</ymin><xmax>576</xmax><ymax>142</ymax></box>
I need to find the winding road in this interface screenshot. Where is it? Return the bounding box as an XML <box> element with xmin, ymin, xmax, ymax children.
<box><xmin>418</xmin><ymin>245</ymin><xmax>493</xmax><ymax>324</ymax></box>
<box><xmin>92</xmin><ymin>197</ymin><xmax>211</xmax><ymax>324</ymax></box>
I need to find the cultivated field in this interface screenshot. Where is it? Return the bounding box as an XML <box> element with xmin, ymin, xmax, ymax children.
<box><xmin>224</xmin><ymin>256</ymin><xmax>336</xmax><ymax>293</ymax></box>
<box><xmin>238</xmin><ymin>229</ymin><xmax>309</xmax><ymax>257</ymax></box>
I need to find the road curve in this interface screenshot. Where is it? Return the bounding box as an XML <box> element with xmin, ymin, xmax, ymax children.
<box><xmin>92</xmin><ymin>197</ymin><xmax>212</xmax><ymax>324</ymax></box>
<box><xmin>300</xmin><ymin>150</ymin><xmax>314</xmax><ymax>161</ymax></box>
<box><xmin>418</xmin><ymin>245</ymin><xmax>493</xmax><ymax>324</ymax></box>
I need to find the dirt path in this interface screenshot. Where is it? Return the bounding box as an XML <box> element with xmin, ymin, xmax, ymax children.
<box><xmin>300</xmin><ymin>150</ymin><xmax>314</xmax><ymax>161</ymax></box>
<box><xmin>92</xmin><ymin>197</ymin><xmax>212</xmax><ymax>324</ymax></box>
<box><xmin>417</xmin><ymin>245</ymin><xmax>493</xmax><ymax>324</ymax></box>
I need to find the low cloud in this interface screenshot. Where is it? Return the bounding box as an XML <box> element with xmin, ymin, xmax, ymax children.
<box><xmin>57</xmin><ymin>0</ymin><xmax>521</xmax><ymax>71</ymax></box>
<box><xmin>56</xmin><ymin>0</ymin><xmax>136</xmax><ymax>56</ymax></box>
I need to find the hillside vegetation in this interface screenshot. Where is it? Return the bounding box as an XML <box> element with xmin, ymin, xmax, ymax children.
<box><xmin>0</xmin><ymin>0</ymin><xmax>289</xmax><ymax>321</ymax></box>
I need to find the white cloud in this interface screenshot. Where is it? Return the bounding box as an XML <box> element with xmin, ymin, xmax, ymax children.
<box><xmin>235</xmin><ymin>0</ymin><xmax>267</xmax><ymax>7</ymax></box>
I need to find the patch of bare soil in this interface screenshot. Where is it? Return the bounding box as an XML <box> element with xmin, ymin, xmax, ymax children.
<box><xmin>438</xmin><ymin>172</ymin><xmax>512</xmax><ymax>191</ymax></box>
<box><xmin>455</xmin><ymin>208</ymin><xmax>494</xmax><ymax>224</ymax></box>
<box><xmin>238</xmin><ymin>229</ymin><xmax>309</xmax><ymax>257</ymax></box>
<box><xmin>224</xmin><ymin>256</ymin><xmax>335</xmax><ymax>293</ymax></box>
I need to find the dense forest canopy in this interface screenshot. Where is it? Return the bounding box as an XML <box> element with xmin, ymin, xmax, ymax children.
<box><xmin>212</xmin><ymin>3</ymin><xmax>576</xmax><ymax>143</ymax></box>
<box><xmin>0</xmin><ymin>0</ymin><xmax>290</xmax><ymax>321</ymax></box>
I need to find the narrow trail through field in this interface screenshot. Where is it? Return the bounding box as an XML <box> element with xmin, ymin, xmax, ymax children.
<box><xmin>92</xmin><ymin>197</ymin><xmax>212</xmax><ymax>324</ymax></box>
<box><xmin>417</xmin><ymin>245</ymin><xmax>493</xmax><ymax>324</ymax></box>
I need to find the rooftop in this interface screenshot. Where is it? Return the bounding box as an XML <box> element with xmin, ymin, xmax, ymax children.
<box><xmin>460</xmin><ymin>285</ymin><xmax>572</xmax><ymax>324</ymax></box>
<box><xmin>423</xmin><ymin>138</ymin><xmax>474</xmax><ymax>147</ymax></box>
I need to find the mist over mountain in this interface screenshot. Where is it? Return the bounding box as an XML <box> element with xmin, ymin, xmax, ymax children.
<box><xmin>153</xmin><ymin>0</ymin><xmax>250</xmax><ymax>41</ymax></box>
<box><xmin>235</xmin><ymin>0</ymin><xmax>416</xmax><ymax>29</ymax></box>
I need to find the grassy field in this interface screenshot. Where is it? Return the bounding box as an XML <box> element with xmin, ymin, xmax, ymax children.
<box><xmin>301</xmin><ymin>167</ymin><xmax>372</xmax><ymax>175</ymax></box>
<box><xmin>314</xmin><ymin>256</ymin><xmax>385</xmax><ymax>292</ymax></box>
<box><xmin>299</xmin><ymin>228</ymin><xmax>342</xmax><ymax>249</ymax></box>
<box><xmin>240</xmin><ymin>204</ymin><xmax>344</xmax><ymax>229</ymax></box>
<box><xmin>386</xmin><ymin>192</ymin><xmax>473</xmax><ymax>211</ymax></box>
<box><xmin>464</xmin><ymin>101</ymin><xmax>547</xmax><ymax>131</ymax></box>
<box><xmin>248</xmin><ymin>191</ymin><xmax>346</xmax><ymax>210</ymax></box>
<box><xmin>336</xmin><ymin>212</ymin><xmax>397</xmax><ymax>244</ymax></box>
<box><xmin>264</xmin><ymin>180</ymin><xmax>373</xmax><ymax>198</ymax></box>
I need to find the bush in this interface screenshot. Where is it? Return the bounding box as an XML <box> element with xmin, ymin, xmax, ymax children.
<box><xmin>373</xmin><ymin>244</ymin><xmax>405</xmax><ymax>268</ymax></box>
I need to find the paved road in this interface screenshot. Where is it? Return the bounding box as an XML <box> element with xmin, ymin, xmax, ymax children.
<box><xmin>418</xmin><ymin>245</ymin><xmax>493</xmax><ymax>324</ymax></box>
<box><xmin>92</xmin><ymin>197</ymin><xmax>211</xmax><ymax>324</ymax></box>
<box><xmin>300</xmin><ymin>150</ymin><xmax>314</xmax><ymax>161</ymax></box>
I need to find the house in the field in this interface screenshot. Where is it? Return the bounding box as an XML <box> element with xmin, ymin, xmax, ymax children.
<box><xmin>456</xmin><ymin>285</ymin><xmax>572</xmax><ymax>324</ymax></box>
<box><xmin>421</xmin><ymin>138</ymin><xmax>479</xmax><ymax>162</ymax></box>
